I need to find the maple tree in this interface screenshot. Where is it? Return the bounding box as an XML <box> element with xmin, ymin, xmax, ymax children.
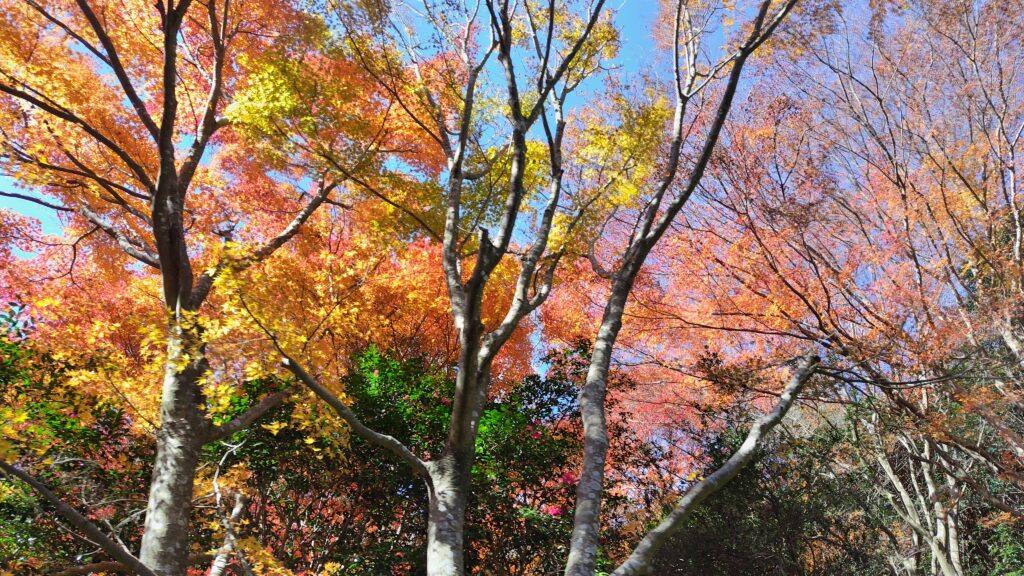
<box><xmin>253</xmin><ymin>1</ymin><xmax>814</xmax><ymax>575</ymax></box>
<box><xmin>0</xmin><ymin>0</ymin><xmax>441</xmax><ymax>573</ymax></box>
<box><xmin>6</xmin><ymin>0</ymin><xmax>1020</xmax><ymax>575</ymax></box>
<box><xmin>0</xmin><ymin>0</ymin><xmax>815</xmax><ymax>572</ymax></box>
<box><xmin>611</xmin><ymin>1</ymin><xmax>1024</xmax><ymax>574</ymax></box>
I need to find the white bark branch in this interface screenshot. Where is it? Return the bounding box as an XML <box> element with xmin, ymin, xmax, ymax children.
<box><xmin>280</xmin><ymin>356</ymin><xmax>430</xmax><ymax>478</ymax></box>
<box><xmin>610</xmin><ymin>351</ymin><xmax>820</xmax><ymax>576</ymax></box>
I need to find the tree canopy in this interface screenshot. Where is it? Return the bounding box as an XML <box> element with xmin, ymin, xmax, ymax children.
<box><xmin>0</xmin><ymin>1</ymin><xmax>1021</xmax><ymax>575</ymax></box>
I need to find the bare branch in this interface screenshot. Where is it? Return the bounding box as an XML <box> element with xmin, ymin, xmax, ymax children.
<box><xmin>281</xmin><ymin>356</ymin><xmax>430</xmax><ymax>478</ymax></box>
<box><xmin>611</xmin><ymin>351</ymin><xmax>820</xmax><ymax>576</ymax></box>
<box><xmin>0</xmin><ymin>190</ymin><xmax>72</xmax><ymax>212</ymax></box>
<box><xmin>0</xmin><ymin>461</ymin><xmax>158</xmax><ymax>576</ymax></box>
<box><xmin>204</xmin><ymin>389</ymin><xmax>293</xmax><ymax>444</ymax></box>
<box><xmin>78</xmin><ymin>204</ymin><xmax>161</xmax><ymax>268</ymax></box>
<box><xmin>239</xmin><ymin>296</ymin><xmax>429</xmax><ymax>478</ymax></box>
<box><xmin>177</xmin><ymin>0</ymin><xmax>228</xmax><ymax>192</ymax></box>
<box><xmin>74</xmin><ymin>0</ymin><xmax>160</xmax><ymax>141</ymax></box>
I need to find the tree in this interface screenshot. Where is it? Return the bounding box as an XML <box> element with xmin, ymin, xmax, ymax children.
<box><xmin>257</xmin><ymin>2</ymin><xmax>809</xmax><ymax>574</ymax></box>
<box><xmin>1</xmin><ymin>1</ymin><xmax>821</xmax><ymax>574</ymax></box>
<box><xmin>0</xmin><ymin>0</ymin><xmax>426</xmax><ymax>573</ymax></box>
<box><xmin>216</xmin><ymin>344</ymin><xmax>659</xmax><ymax>575</ymax></box>
<box><xmin>609</xmin><ymin>0</ymin><xmax>1024</xmax><ymax>572</ymax></box>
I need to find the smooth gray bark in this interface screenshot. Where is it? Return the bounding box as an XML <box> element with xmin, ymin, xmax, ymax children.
<box><xmin>401</xmin><ymin>3</ymin><xmax>607</xmax><ymax>572</ymax></box>
<box><xmin>565</xmin><ymin>278</ymin><xmax>633</xmax><ymax>574</ymax></box>
<box><xmin>137</xmin><ymin>3</ymin><xmax>202</xmax><ymax>572</ymax></box>
<box><xmin>139</xmin><ymin>328</ymin><xmax>208</xmax><ymax>576</ymax></box>
<box><xmin>426</xmin><ymin>457</ymin><xmax>469</xmax><ymax>576</ymax></box>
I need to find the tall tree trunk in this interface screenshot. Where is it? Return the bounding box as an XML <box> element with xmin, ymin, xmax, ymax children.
<box><xmin>426</xmin><ymin>456</ymin><xmax>469</xmax><ymax>576</ymax></box>
<box><xmin>565</xmin><ymin>277</ymin><xmax>633</xmax><ymax>576</ymax></box>
<box><xmin>428</xmin><ymin>280</ymin><xmax>495</xmax><ymax>575</ymax></box>
<box><xmin>562</xmin><ymin>3</ymin><xmax>793</xmax><ymax>570</ymax></box>
<box><xmin>139</xmin><ymin>325</ymin><xmax>207</xmax><ymax>576</ymax></box>
<box><xmin>139</xmin><ymin>7</ymin><xmax>204</xmax><ymax>571</ymax></box>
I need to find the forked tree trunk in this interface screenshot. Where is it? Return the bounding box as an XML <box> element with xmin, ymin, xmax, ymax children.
<box><xmin>426</xmin><ymin>334</ymin><xmax>491</xmax><ymax>575</ymax></box>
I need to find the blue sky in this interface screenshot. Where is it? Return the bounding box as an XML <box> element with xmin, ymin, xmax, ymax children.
<box><xmin>1</xmin><ymin>179</ymin><xmax>64</xmax><ymax>235</ymax></box>
<box><xmin>613</xmin><ymin>0</ymin><xmax>660</xmax><ymax>70</ymax></box>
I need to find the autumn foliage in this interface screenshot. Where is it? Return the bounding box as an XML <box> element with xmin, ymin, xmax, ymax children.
<box><xmin>1</xmin><ymin>1</ymin><xmax>1022</xmax><ymax>576</ymax></box>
